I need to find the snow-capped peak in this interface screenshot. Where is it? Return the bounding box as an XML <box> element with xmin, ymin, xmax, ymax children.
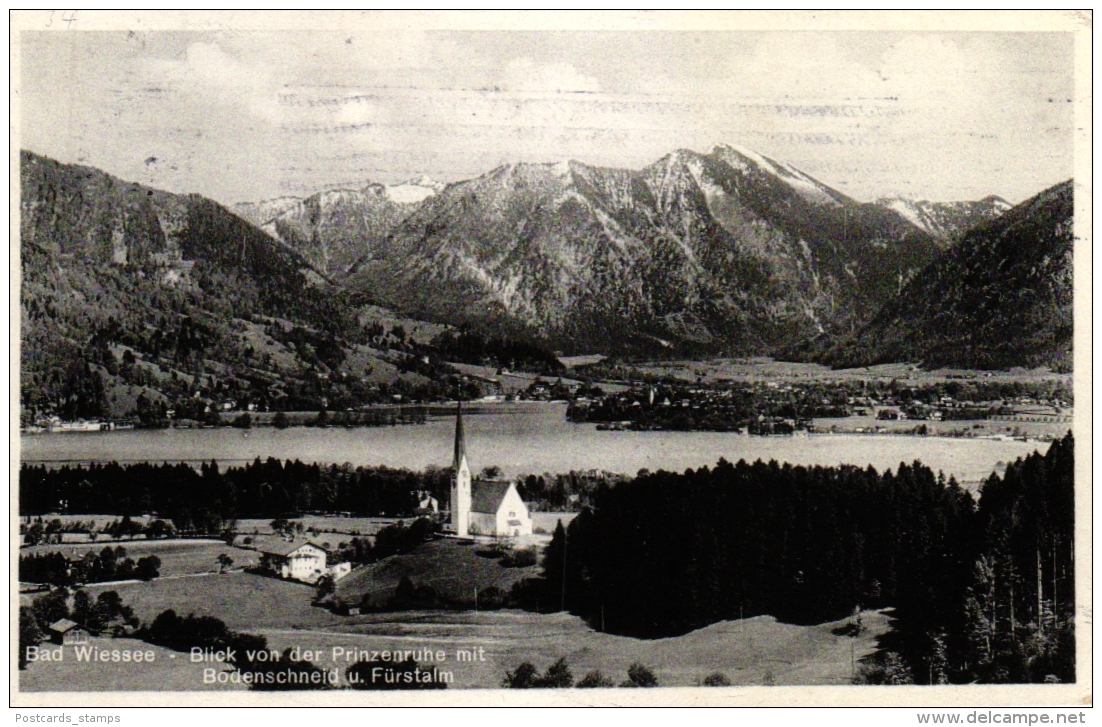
<box><xmin>713</xmin><ymin>143</ymin><xmax>842</xmax><ymax>207</ymax></box>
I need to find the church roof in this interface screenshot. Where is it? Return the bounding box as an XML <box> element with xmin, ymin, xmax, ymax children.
<box><xmin>471</xmin><ymin>481</ymin><xmax>513</xmax><ymax>514</ymax></box>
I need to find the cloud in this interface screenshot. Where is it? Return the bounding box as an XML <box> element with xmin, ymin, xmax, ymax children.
<box><xmin>497</xmin><ymin>58</ymin><xmax>600</xmax><ymax>93</ymax></box>
<box><xmin>146</xmin><ymin>40</ymin><xmax>287</xmax><ymax>124</ymax></box>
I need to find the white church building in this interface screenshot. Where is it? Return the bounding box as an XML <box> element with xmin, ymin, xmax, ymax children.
<box><xmin>450</xmin><ymin>402</ymin><xmax>533</xmax><ymax>538</ymax></box>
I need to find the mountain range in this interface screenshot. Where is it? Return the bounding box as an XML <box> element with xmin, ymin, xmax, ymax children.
<box><xmin>18</xmin><ymin>144</ymin><xmax>1072</xmax><ymax>418</ymax></box>
<box><xmin>245</xmin><ymin>145</ymin><xmax>951</xmax><ymax>355</ymax></box>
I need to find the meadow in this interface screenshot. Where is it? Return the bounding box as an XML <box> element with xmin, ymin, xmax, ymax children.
<box><xmin>625</xmin><ymin>358</ymin><xmax>1072</xmax><ymax>386</ymax></box>
<box><xmin>19</xmin><ymin>602</ymin><xmax>890</xmax><ymax>690</ymax></box>
<box><xmin>21</xmin><ymin>539</ymin><xmax>256</xmax><ymax>580</ymax></box>
<box><xmin>20</xmin><ymin>530</ymin><xmax>893</xmax><ymax>691</ymax></box>
<box><xmin>79</xmin><ymin>571</ymin><xmax>336</xmax><ymax>630</ymax></box>
<box><xmin>334</xmin><ymin>538</ymin><xmax>540</xmax><ymax>607</ymax></box>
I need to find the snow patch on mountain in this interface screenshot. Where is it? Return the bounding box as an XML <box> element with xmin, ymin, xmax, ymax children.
<box><xmin>386</xmin><ymin>178</ymin><xmax>442</xmax><ymax>204</ymax></box>
<box><xmin>883</xmin><ymin>198</ymin><xmax>924</xmax><ymax>229</ymax></box>
<box><xmin>875</xmin><ymin>196</ymin><xmax>1012</xmax><ymax>243</ymax></box>
<box><xmin>716</xmin><ymin>144</ymin><xmax>841</xmax><ymax>207</ymax></box>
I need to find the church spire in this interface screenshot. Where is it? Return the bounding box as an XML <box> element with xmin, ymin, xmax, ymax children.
<box><xmin>453</xmin><ymin>400</ymin><xmax>466</xmax><ymax>470</ymax></box>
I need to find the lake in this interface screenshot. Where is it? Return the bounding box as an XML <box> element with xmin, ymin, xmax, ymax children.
<box><xmin>19</xmin><ymin>401</ymin><xmax>1049</xmax><ymax>485</ymax></box>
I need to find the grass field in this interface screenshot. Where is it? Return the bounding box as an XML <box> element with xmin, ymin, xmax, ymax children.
<box><xmin>335</xmin><ymin>539</ymin><xmax>540</xmax><ymax>606</ymax></box>
<box><xmin>626</xmin><ymin>358</ymin><xmax>1072</xmax><ymax>387</ymax></box>
<box><xmin>79</xmin><ymin>571</ymin><xmax>340</xmax><ymax>631</ymax></box>
<box><xmin>19</xmin><ymin>542</ymin><xmax>893</xmax><ymax>691</ymax></box>
<box><xmin>810</xmin><ymin>415</ymin><xmax>1072</xmax><ymax>442</ymax></box>
<box><xmin>19</xmin><ymin>607</ymin><xmax>891</xmax><ymax>691</ymax></box>
<box><xmin>236</xmin><ymin>513</ymin><xmax>578</xmax><ymax>544</ymax></box>
<box><xmin>21</xmin><ymin>539</ymin><xmax>258</xmax><ymax>579</ymax></box>
<box><xmin>256</xmin><ymin>608</ymin><xmax>891</xmax><ymax>688</ymax></box>
<box><xmin>236</xmin><ymin>516</ymin><xmax>401</xmax><ymax>540</ymax></box>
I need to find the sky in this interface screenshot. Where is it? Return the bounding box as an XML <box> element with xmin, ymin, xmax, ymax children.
<box><xmin>19</xmin><ymin>27</ymin><xmax>1075</xmax><ymax>206</ymax></box>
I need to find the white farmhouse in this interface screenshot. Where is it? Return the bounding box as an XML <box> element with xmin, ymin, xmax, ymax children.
<box><xmin>257</xmin><ymin>540</ymin><xmax>329</xmax><ymax>583</ymax></box>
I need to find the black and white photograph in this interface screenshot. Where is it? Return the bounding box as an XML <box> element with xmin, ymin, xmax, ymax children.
<box><xmin>11</xmin><ymin>10</ymin><xmax>1090</xmax><ymax>708</ymax></box>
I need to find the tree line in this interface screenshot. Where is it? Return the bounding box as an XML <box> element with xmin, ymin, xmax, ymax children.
<box><xmin>18</xmin><ymin>458</ymin><xmax>603</xmax><ymax>529</ymax></box>
<box><xmin>536</xmin><ymin>432</ymin><xmax>1074</xmax><ymax>684</ymax></box>
<box><xmin>20</xmin><ymin>459</ymin><xmax>453</xmax><ymax>533</ymax></box>
<box><xmin>19</xmin><ymin>546</ymin><xmax>161</xmax><ymax>586</ymax></box>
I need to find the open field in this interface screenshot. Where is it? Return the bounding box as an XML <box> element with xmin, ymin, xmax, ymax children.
<box><xmin>809</xmin><ymin>416</ymin><xmax>1072</xmax><ymax>443</ymax></box>
<box><xmin>335</xmin><ymin>539</ymin><xmax>540</xmax><ymax>606</ymax></box>
<box><xmin>236</xmin><ymin>517</ymin><xmax>402</xmax><ymax>540</ymax></box>
<box><xmin>20</xmin><ymin>542</ymin><xmax>892</xmax><ymax>691</ymax></box>
<box><xmin>236</xmin><ymin>513</ymin><xmax>579</xmax><ymax>543</ymax></box>
<box><xmin>77</xmin><ymin>571</ymin><xmax>339</xmax><ymax>630</ymax></box>
<box><xmin>446</xmin><ymin>362</ymin><xmax>578</xmax><ymax>396</ymax></box>
<box><xmin>19</xmin><ymin>514</ymin><xmax>155</xmax><ymax>531</ymax></box>
<box><xmin>20</xmin><ymin>539</ymin><xmax>257</xmax><ymax>579</ymax></box>
<box><xmin>19</xmin><ymin>606</ymin><xmax>891</xmax><ymax>690</ymax></box>
<box><xmin>259</xmin><ymin>608</ymin><xmax>891</xmax><ymax>689</ymax></box>
<box><xmin>560</xmin><ymin>354</ymin><xmax>607</xmax><ymax>369</ymax></box>
<box><xmin>447</xmin><ymin>362</ymin><xmax>630</xmax><ymax>395</ymax></box>
<box><xmin>622</xmin><ymin>358</ymin><xmax>1072</xmax><ymax>387</ymax></box>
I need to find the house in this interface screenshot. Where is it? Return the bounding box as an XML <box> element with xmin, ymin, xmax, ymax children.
<box><xmin>449</xmin><ymin>402</ymin><xmax>533</xmax><ymax>538</ymax></box>
<box><xmin>256</xmin><ymin>541</ymin><xmax>329</xmax><ymax>583</ymax></box>
<box><xmin>417</xmin><ymin>490</ymin><xmax>439</xmax><ymax>514</ymax></box>
<box><xmin>48</xmin><ymin>619</ymin><xmax>90</xmax><ymax>645</ymax></box>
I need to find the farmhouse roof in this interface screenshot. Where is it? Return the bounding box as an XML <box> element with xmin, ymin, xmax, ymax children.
<box><xmin>471</xmin><ymin>481</ymin><xmax>512</xmax><ymax>514</ymax></box>
<box><xmin>49</xmin><ymin>618</ymin><xmax>81</xmax><ymax>633</ymax></box>
<box><xmin>254</xmin><ymin>539</ymin><xmax>326</xmax><ymax>557</ymax></box>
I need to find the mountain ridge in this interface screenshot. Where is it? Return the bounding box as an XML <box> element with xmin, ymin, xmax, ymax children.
<box><xmin>340</xmin><ymin>144</ymin><xmax>944</xmax><ymax>355</ymax></box>
<box><xmin>817</xmin><ymin>179</ymin><xmax>1073</xmax><ymax>371</ymax></box>
<box><xmin>18</xmin><ymin>149</ymin><xmax>454</xmax><ymax>422</ymax></box>
<box><xmin>873</xmin><ymin>195</ymin><xmax>1013</xmax><ymax>246</ymax></box>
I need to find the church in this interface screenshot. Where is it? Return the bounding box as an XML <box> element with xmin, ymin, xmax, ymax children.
<box><xmin>450</xmin><ymin>402</ymin><xmax>533</xmax><ymax>538</ymax></box>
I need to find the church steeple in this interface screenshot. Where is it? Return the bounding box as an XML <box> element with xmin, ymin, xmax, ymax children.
<box><xmin>453</xmin><ymin>400</ymin><xmax>467</xmax><ymax>470</ymax></box>
<box><xmin>450</xmin><ymin>400</ymin><xmax>471</xmax><ymax>538</ymax></box>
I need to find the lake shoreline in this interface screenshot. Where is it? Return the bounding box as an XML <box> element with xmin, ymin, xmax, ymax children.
<box><xmin>17</xmin><ymin>404</ymin><xmax>1054</xmax><ymax>486</ymax></box>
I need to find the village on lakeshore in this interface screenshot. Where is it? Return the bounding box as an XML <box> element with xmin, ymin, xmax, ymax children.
<box><xmin>21</xmin><ymin>357</ymin><xmax>1072</xmax><ymax>445</ymax></box>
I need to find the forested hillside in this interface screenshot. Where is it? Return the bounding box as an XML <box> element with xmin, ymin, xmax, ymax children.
<box><xmin>19</xmin><ymin>151</ymin><xmax>467</xmax><ymax>422</ymax></box>
<box><xmin>816</xmin><ymin>180</ymin><xmax>1073</xmax><ymax>371</ymax></box>
<box><xmin>543</xmin><ymin>433</ymin><xmax>1075</xmax><ymax>683</ymax></box>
